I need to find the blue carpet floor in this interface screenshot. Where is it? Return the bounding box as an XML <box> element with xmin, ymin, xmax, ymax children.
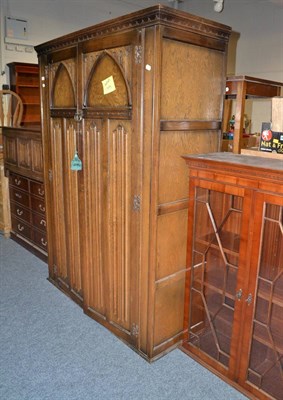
<box><xmin>0</xmin><ymin>235</ymin><xmax>248</xmax><ymax>400</ymax></box>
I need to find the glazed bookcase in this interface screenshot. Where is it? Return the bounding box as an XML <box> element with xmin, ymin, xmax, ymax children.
<box><xmin>182</xmin><ymin>153</ymin><xmax>283</xmax><ymax>399</ymax></box>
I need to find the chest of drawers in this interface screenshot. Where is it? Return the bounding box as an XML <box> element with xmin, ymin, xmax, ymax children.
<box><xmin>2</xmin><ymin>126</ymin><xmax>47</xmax><ymax>261</ymax></box>
<box><xmin>9</xmin><ymin>172</ymin><xmax>47</xmax><ymax>253</ymax></box>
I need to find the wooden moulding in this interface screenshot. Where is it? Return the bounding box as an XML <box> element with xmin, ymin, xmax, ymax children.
<box><xmin>35</xmin><ymin>4</ymin><xmax>231</xmax><ymax>56</ymax></box>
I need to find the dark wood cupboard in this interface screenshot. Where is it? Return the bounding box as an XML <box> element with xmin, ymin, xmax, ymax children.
<box><xmin>181</xmin><ymin>153</ymin><xmax>283</xmax><ymax>399</ymax></box>
<box><xmin>3</xmin><ymin>127</ymin><xmax>47</xmax><ymax>261</ymax></box>
<box><xmin>35</xmin><ymin>5</ymin><xmax>231</xmax><ymax>360</ymax></box>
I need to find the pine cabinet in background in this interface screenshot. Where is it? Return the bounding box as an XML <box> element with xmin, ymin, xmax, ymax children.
<box><xmin>181</xmin><ymin>153</ymin><xmax>283</xmax><ymax>399</ymax></box>
<box><xmin>35</xmin><ymin>5</ymin><xmax>231</xmax><ymax>360</ymax></box>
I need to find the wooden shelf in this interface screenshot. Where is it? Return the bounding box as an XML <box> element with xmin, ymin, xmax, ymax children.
<box><xmin>253</xmin><ymin>323</ymin><xmax>283</xmax><ymax>354</ymax></box>
<box><xmin>8</xmin><ymin>62</ymin><xmax>41</xmax><ymax>127</ymax></box>
<box><xmin>196</xmin><ymin>231</ymin><xmax>241</xmax><ymax>256</ymax></box>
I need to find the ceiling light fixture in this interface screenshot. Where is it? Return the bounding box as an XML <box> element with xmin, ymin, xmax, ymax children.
<box><xmin>213</xmin><ymin>0</ymin><xmax>224</xmax><ymax>12</ymax></box>
<box><xmin>167</xmin><ymin>0</ymin><xmax>184</xmax><ymax>10</ymax></box>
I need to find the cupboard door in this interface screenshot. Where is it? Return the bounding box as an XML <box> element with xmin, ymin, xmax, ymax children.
<box><xmin>46</xmin><ymin>52</ymin><xmax>83</xmax><ymax>303</ymax></box>
<box><xmin>81</xmin><ymin>43</ymin><xmax>140</xmax><ymax>345</ymax></box>
<box><xmin>48</xmin><ymin>118</ymin><xmax>82</xmax><ymax>301</ymax></box>
<box><xmin>242</xmin><ymin>193</ymin><xmax>283</xmax><ymax>400</ymax></box>
<box><xmin>183</xmin><ymin>178</ymin><xmax>249</xmax><ymax>376</ymax></box>
<box><xmin>82</xmin><ymin>119</ymin><xmax>135</xmax><ymax>334</ymax></box>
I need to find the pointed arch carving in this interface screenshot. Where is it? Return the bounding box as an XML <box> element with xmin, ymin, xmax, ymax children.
<box><xmin>84</xmin><ymin>51</ymin><xmax>131</xmax><ymax>109</ymax></box>
<box><xmin>51</xmin><ymin>63</ymin><xmax>76</xmax><ymax>108</ymax></box>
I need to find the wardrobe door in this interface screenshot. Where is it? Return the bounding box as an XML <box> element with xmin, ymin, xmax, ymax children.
<box><xmin>47</xmin><ymin>54</ymin><xmax>83</xmax><ymax>304</ymax></box>
<box><xmin>81</xmin><ymin>43</ymin><xmax>141</xmax><ymax>345</ymax></box>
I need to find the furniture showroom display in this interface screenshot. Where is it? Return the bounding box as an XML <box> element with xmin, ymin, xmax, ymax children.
<box><xmin>2</xmin><ymin>127</ymin><xmax>47</xmax><ymax>261</ymax></box>
<box><xmin>181</xmin><ymin>152</ymin><xmax>283</xmax><ymax>400</ymax></box>
<box><xmin>222</xmin><ymin>75</ymin><xmax>282</xmax><ymax>154</ymax></box>
<box><xmin>35</xmin><ymin>5</ymin><xmax>231</xmax><ymax>360</ymax></box>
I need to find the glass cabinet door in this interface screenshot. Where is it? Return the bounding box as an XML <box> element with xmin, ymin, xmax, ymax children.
<box><xmin>246</xmin><ymin>197</ymin><xmax>283</xmax><ymax>400</ymax></box>
<box><xmin>185</xmin><ymin>181</ymin><xmax>245</xmax><ymax>369</ymax></box>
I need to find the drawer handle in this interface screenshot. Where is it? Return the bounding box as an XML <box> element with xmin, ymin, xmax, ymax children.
<box><xmin>15</xmin><ymin>178</ymin><xmax>22</xmax><ymax>186</ymax></box>
<box><xmin>15</xmin><ymin>193</ymin><xmax>22</xmax><ymax>199</ymax></box>
<box><xmin>38</xmin><ymin>188</ymin><xmax>45</xmax><ymax>196</ymax></box>
<box><xmin>40</xmin><ymin>219</ymin><xmax>46</xmax><ymax>227</ymax></box>
<box><xmin>41</xmin><ymin>238</ymin><xmax>47</xmax><ymax>247</ymax></box>
<box><xmin>16</xmin><ymin>209</ymin><xmax>24</xmax><ymax>216</ymax></box>
<box><xmin>17</xmin><ymin>224</ymin><xmax>24</xmax><ymax>232</ymax></box>
<box><xmin>39</xmin><ymin>204</ymin><xmax>45</xmax><ymax>212</ymax></box>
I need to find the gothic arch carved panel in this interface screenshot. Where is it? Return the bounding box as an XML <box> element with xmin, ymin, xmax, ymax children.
<box><xmin>51</xmin><ymin>62</ymin><xmax>76</xmax><ymax>108</ymax></box>
<box><xmin>84</xmin><ymin>52</ymin><xmax>131</xmax><ymax>108</ymax></box>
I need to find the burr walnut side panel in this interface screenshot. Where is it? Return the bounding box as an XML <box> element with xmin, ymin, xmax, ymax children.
<box><xmin>158</xmin><ymin>130</ymin><xmax>219</xmax><ymax>205</ymax></box>
<box><xmin>156</xmin><ymin>209</ymin><xmax>188</xmax><ymax>281</ymax></box>
<box><xmin>161</xmin><ymin>38</ymin><xmax>226</xmax><ymax>120</ymax></box>
<box><xmin>154</xmin><ymin>271</ymin><xmax>186</xmax><ymax>348</ymax></box>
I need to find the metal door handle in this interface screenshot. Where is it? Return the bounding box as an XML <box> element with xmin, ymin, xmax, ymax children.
<box><xmin>245</xmin><ymin>293</ymin><xmax>253</xmax><ymax>305</ymax></box>
<box><xmin>74</xmin><ymin>111</ymin><xmax>83</xmax><ymax>122</ymax></box>
<box><xmin>236</xmin><ymin>289</ymin><xmax>243</xmax><ymax>300</ymax></box>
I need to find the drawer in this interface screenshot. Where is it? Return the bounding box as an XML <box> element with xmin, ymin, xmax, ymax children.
<box><xmin>10</xmin><ymin>187</ymin><xmax>30</xmax><ymax>207</ymax></box>
<box><xmin>32</xmin><ymin>212</ymin><xmax>47</xmax><ymax>231</ymax></box>
<box><xmin>12</xmin><ymin>218</ymin><xmax>32</xmax><ymax>239</ymax></box>
<box><xmin>31</xmin><ymin>196</ymin><xmax>46</xmax><ymax>215</ymax></box>
<box><xmin>10</xmin><ymin>201</ymin><xmax>31</xmax><ymax>223</ymax></box>
<box><xmin>33</xmin><ymin>229</ymin><xmax>48</xmax><ymax>250</ymax></box>
<box><xmin>30</xmin><ymin>181</ymin><xmax>45</xmax><ymax>198</ymax></box>
<box><xmin>9</xmin><ymin>174</ymin><xmax>29</xmax><ymax>192</ymax></box>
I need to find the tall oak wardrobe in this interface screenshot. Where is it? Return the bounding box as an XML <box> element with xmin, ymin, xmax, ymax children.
<box><xmin>35</xmin><ymin>5</ymin><xmax>231</xmax><ymax>361</ymax></box>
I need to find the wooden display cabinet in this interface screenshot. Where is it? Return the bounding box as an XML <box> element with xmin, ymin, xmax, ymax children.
<box><xmin>181</xmin><ymin>153</ymin><xmax>283</xmax><ymax>400</ymax></box>
<box><xmin>35</xmin><ymin>5</ymin><xmax>231</xmax><ymax>360</ymax></box>
<box><xmin>222</xmin><ymin>75</ymin><xmax>282</xmax><ymax>154</ymax></box>
<box><xmin>8</xmin><ymin>62</ymin><xmax>41</xmax><ymax>126</ymax></box>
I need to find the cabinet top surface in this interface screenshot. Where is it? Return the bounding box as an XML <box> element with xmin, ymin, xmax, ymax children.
<box><xmin>35</xmin><ymin>5</ymin><xmax>231</xmax><ymax>55</ymax></box>
<box><xmin>1</xmin><ymin>126</ymin><xmax>41</xmax><ymax>133</ymax></box>
<box><xmin>7</xmin><ymin>62</ymin><xmax>39</xmax><ymax>68</ymax></box>
<box><xmin>226</xmin><ymin>75</ymin><xmax>283</xmax><ymax>87</ymax></box>
<box><xmin>183</xmin><ymin>152</ymin><xmax>283</xmax><ymax>173</ymax></box>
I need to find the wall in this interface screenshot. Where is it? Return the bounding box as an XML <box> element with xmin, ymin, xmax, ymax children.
<box><xmin>0</xmin><ymin>0</ymin><xmax>282</xmax><ymax>131</ymax></box>
<box><xmin>181</xmin><ymin>0</ymin><xmax>283</xmax><ymax>132</ymax></box>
